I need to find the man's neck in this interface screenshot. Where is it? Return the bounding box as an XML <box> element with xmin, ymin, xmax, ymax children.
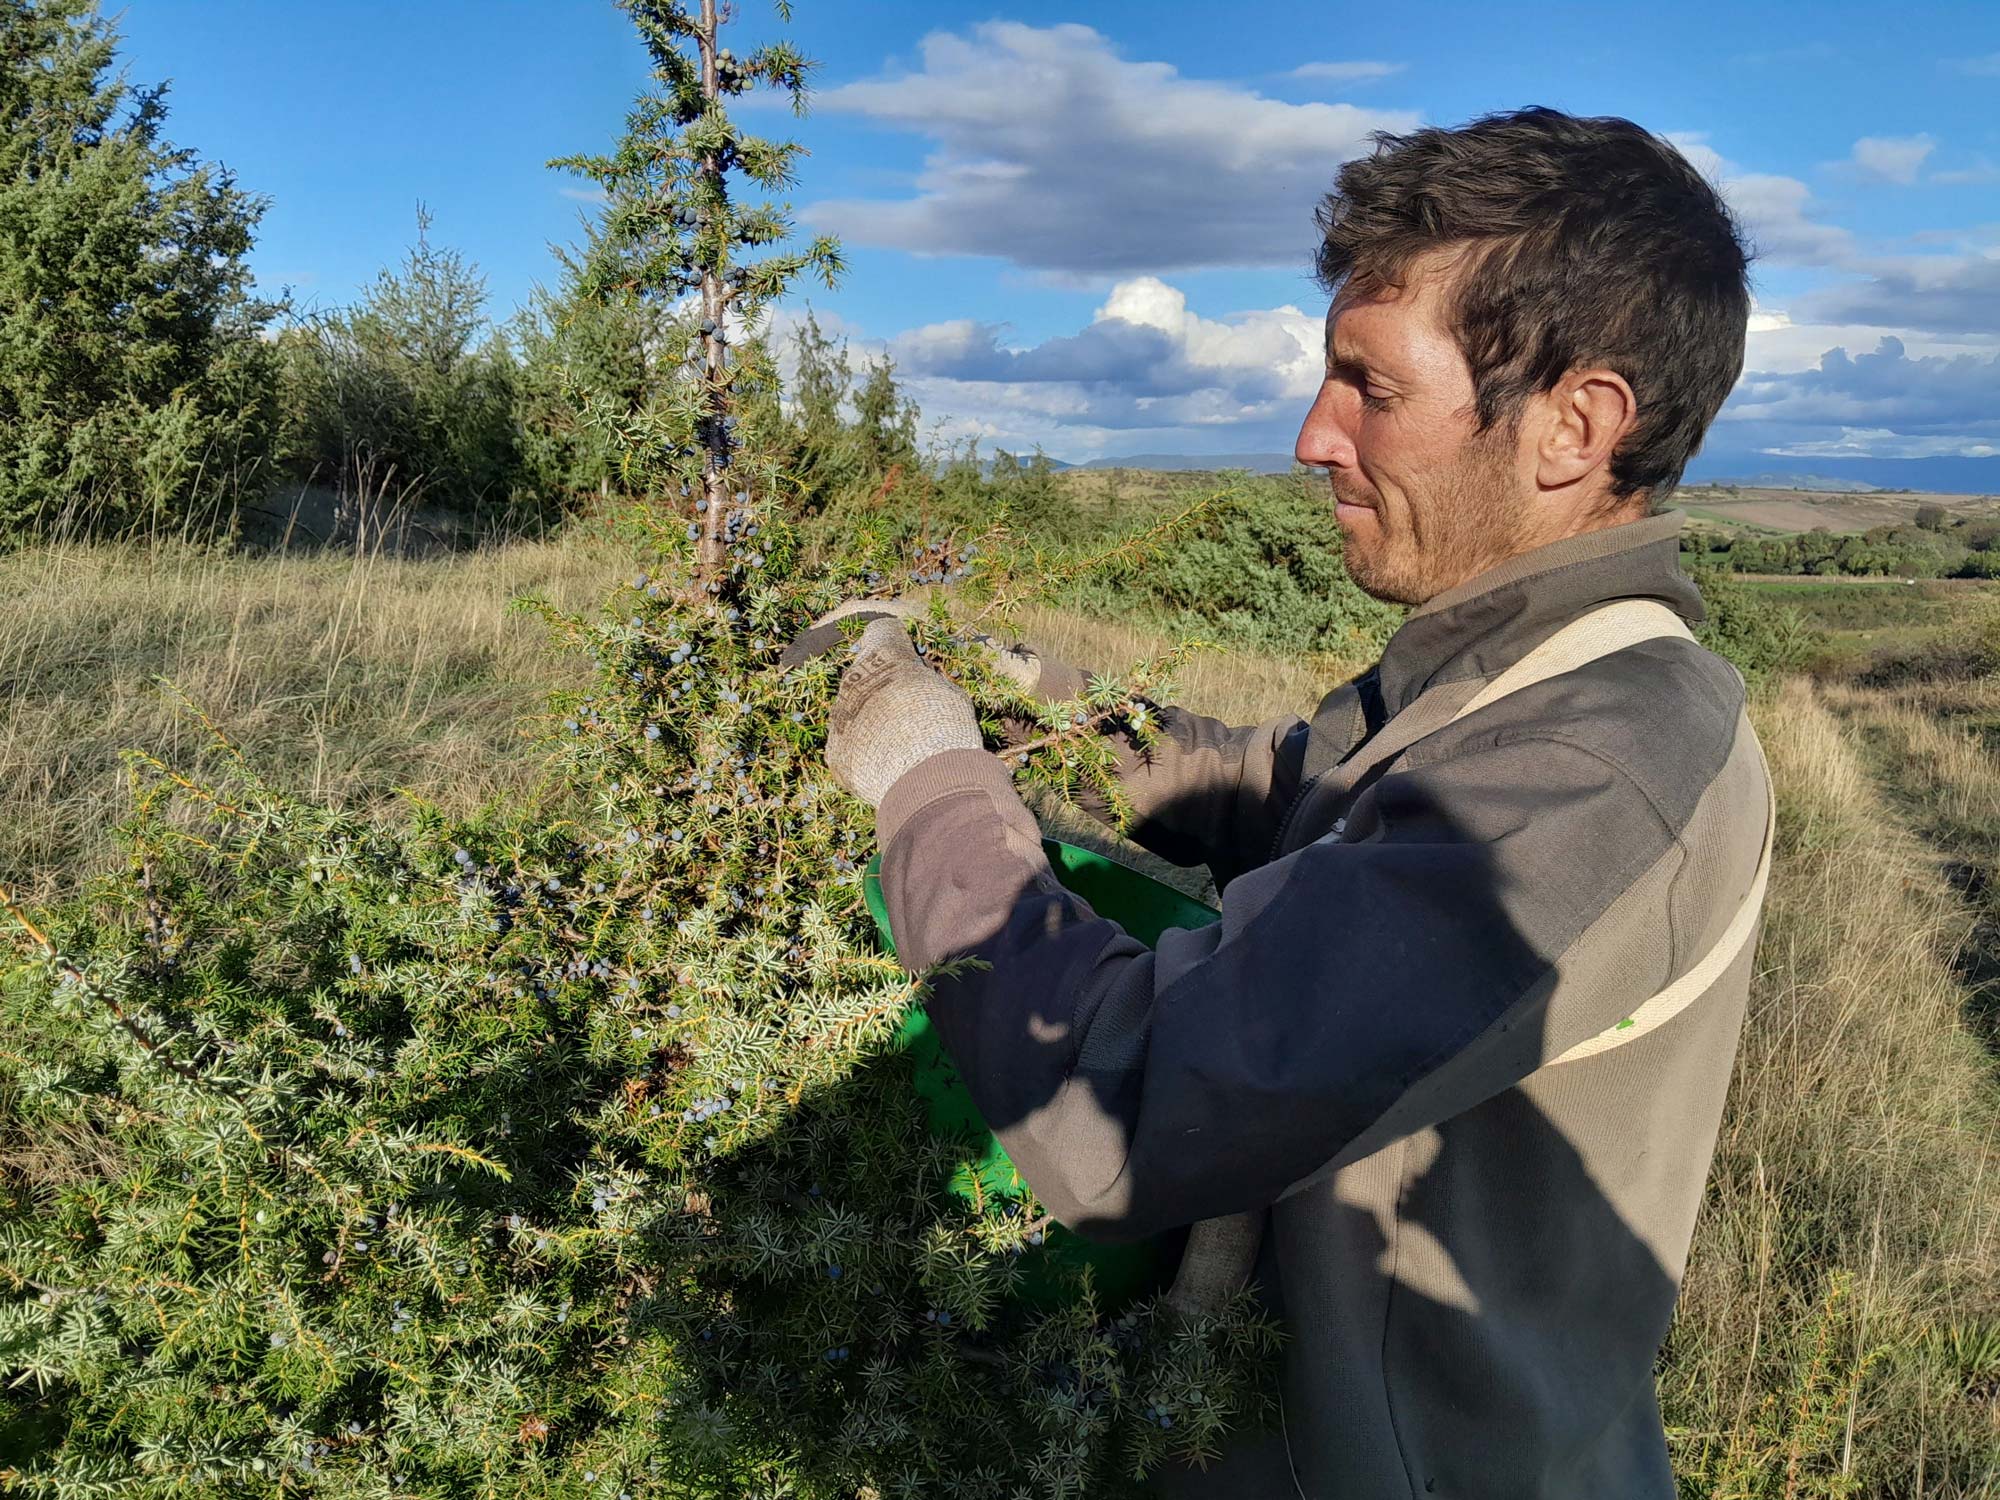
<box><xmin>1428</xmin><ymin>496</ymin><xmax>1652</xmax><ymax>606</ymax></box>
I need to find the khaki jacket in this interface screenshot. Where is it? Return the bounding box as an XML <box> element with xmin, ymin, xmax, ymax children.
<box><xmin>873</xmin><ymin>514</ymin><xmax>1773</xmax><ymax>1498</ymax></box>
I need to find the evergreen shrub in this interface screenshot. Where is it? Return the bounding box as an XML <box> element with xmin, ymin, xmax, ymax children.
<box><xmin>1072</xmin><ymin>478</ymin><xmax>1402</xmax><ymax>659</ymax></box>
<box><xmin>0</xmin><ymin>509</ymin><xmax>1277</xmax><ymax>1498</ymax></box>
<box><xmin>0</xmin><ymin>0</ymin><xmax>280</xmax><ymax>542</ymax></box>
<box><xmin>1687</xmin><ymin>566</ymin><xmax>1819</xmax><ymax>686</ymax></box>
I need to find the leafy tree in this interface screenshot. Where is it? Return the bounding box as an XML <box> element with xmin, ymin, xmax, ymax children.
<box><xmin>1955</xmin><ymin>550</ymin><xmax>2000</xmax><ymax>579</ymax></box>
<box><xmin>1914</xmin><ymin>502</ymin><xmax>1951</xmax><ymax>532</ymax></box>
<box><xmin>0</xmin><ymin>0</ymin><xmax>280</xmax><ymax>541</ymax></box>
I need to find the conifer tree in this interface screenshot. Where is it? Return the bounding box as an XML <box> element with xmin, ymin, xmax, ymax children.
<box><xmin>0</xmin><ymin>4</ymin><xmax>1278</xmax><ymax>1495</ymax></box>
<box><xmin>551</xmin><ymin>0</ymin><xmax>842</xmax><ymax>584</ymax></box>
<box><xmin>0</xmin><ymin>0</ymin><xmax>280</xmax><ymax>540</ymax></box>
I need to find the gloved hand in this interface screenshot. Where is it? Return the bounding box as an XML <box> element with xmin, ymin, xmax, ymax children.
<box><xmin>824</xmin><ymin>617</ymin><xmax>985</xmax><ymax>807</ymax></box>
<box><xmin>778</xmin><ymin>595</ymin><xmax>1051</xmax><ymax>697</ymax></box>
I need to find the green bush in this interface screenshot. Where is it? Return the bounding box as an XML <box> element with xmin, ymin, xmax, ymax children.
<box><xmin>0</xmin><ymin>515</ymin><xmax>1277</xmax><ymax>1498</ymax></box>
<box><xmin>1074</xmin><ymin>478</ymin><xmax>1401</xmax><ymax>659</ymax></box>
<box><xmin>0</xmin><ymin>0</ymin><xmax>279</xmax><ymax>542</ymax></box>
<box><xmin>0</xmin><ymin>8</ymin><xmax>1279</xmax><ymax>1495</ymax></box>
<box><xmin>275</xmin><ymin>212</ymin><xmax>520</xmax><ymax>517</ymax></box>
<box><xmin>1688</xmin><ymin>566</ymin><xmax>1820</xmax><ymax>685</ymax></box>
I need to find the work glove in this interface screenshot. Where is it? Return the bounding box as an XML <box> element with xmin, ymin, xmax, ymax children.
<box><xmin>824</xmin><ymin>617</ymin><xmax>984</xmax><ymax>807</ymax></box>
<box><xmin>779</xmin><ymin>595</ymin><xmax>1052</xmax><ymax>698</ymax></box>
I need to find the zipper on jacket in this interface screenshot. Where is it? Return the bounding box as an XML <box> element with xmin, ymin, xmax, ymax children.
<box><xmin>1269</xmin><ymin>685</ymin><xmax>1370</xmax><ymax>860</ymax></box>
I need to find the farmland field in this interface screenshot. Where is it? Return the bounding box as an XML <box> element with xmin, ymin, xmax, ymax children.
<box><xmin>1672</xmin><ymin>486</ymin><xmax>2000</xmax><ymax>535</ymax></box>
<box><xmin>1741</xmin><ymin>576</ymin><xmax>2000</xmax><ymax>671</ymax></box>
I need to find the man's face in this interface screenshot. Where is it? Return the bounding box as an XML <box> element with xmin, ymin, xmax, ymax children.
<box><xmin>1294</xmin><ymin>255</ymin><xmax>1531</xmax><ymax>606</ymax></box>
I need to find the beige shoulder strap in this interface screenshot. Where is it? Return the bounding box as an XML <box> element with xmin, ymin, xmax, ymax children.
<box><xmin>1545</xmin><ymin>766</ymin><xmax>1774</xmax><ymax>1066</ymax></box>
<box><xmin>1435</xmin><ymin>598</ymin><xmax>1772</xmax><ymax>1068</ymax></box>
<box><xmin>1449</xmin><ymin>597</ymin><xmax>1695</xmax><ymax>719</ymax></box>
<box><xmin>1165</xmin><ymin>599</ymin><xmax>1770</xmax><ymax>1320</ymax></box>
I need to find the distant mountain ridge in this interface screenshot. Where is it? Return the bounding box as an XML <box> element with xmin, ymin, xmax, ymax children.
<box><xmin>1048</xmin><ymin>452</ymin><xmax>2000</xmax><ymax>494</ymax></box>
<box><xmin>1077</xmin><ymin>452</ymin><xmax>1298</xmax><ymax>473</ymax></box>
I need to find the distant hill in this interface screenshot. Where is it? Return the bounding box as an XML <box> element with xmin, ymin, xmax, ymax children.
<box><xmin>1685</xmin><ymin>455</ymin><xmax>2000</xmax><ymax>495</ymax></box>
<box><xmin>1056</xmin><ymin>451</ymin><xmax>2000</xmax><ymax>493</ymax></box>
<box><xmin>978</xmin><ymin>454</ymin><xmax>1076</xmax><ymax>476</ymax></box>
<box><xmin>1078</xmin><ymin>452</ymin><xmax>1298</xmax><ymax>474</ymax></box>
<box><xmin>1055</xmin><ymin>451</ymin><xmax>2000</xmax><ymax>495</ymax></box>
<box><xmin>1703</xmin><ymin>474</ymin><xmax>1880</xmax><ymax>494</ymax></box>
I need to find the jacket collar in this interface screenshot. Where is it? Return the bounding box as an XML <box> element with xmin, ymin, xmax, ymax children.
<box><xmin>1372</xmin><ymin>512</ymin><xmax>1702</xmax><ymax>717</ymax></box>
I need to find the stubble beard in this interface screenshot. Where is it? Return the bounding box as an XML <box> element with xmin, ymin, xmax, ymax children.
<box><xmin>1338</xmin><ymin>435</ymin><xmax>1525</xmax><ymax>608</ymax></box>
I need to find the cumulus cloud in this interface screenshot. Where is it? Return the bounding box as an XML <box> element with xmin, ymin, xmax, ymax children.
<box><xmin>1846</xmin><ymin>134</ymin><xmax>1935</xmax><ymax>184</ymax></box>
<box><xmin>1665</xmin><ymin>133</ymin><xmax>1854</xmax><ymax>268</ymax></box>
<box><xmin>808</xmin><ymin>22</ymin><xmax>1417</xmax><ymax>275</ymax></box>
<box><xmin>891</xmin><ymin>278</ymin><xmax>1318</xmax><ymax>401</ymax></box>
<box><xmin>1799</xmin><ymin>252</ymin><xmax>2000</xmax><ymax>334</ymax></box>
<box><xmin>763</xmin><ymin>279</ymin><xmax>1327</xmax><ymax>456</ymax></box>
<box><xmin>885</xmin><ymin>276</ymin><xmax>1323</xmax><ymax>435</ymax></box>
<box><xmin>1289</xmin><ymin>61</ymin><xmax>1404</xmax><ymax>82</ymax></box>
<box><xmin>1721</xmin><ymin>335</ymin><xmax>2000</xmax><ymax>457</ymax></box>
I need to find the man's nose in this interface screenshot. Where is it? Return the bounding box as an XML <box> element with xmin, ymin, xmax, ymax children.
<box><xmin>1295</xmin><ymin>379</ymin><xmax>1357</xmax><ymax>471</ymax></box>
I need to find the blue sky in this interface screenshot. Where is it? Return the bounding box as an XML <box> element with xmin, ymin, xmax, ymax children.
<box><xmin>116</xmin><ymin>1</ymin><xmax>2000</xmax><ymax>480</ymax></box>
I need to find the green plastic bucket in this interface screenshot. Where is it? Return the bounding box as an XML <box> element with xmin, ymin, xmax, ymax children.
<box><xmin>862</xmin><ymin>839</ymin><xmax>1220</xmax><ymax>1308</ymax></box>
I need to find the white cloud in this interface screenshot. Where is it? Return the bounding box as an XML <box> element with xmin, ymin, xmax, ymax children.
<box><xmin>559</xmin><ymin>185</ymin><xmax>611</xmax><ymax>205</ymax></box>
<box><xmin>1720</xmin><ymin>335</ymin><xmax>2000</xmax><ymax>459</ymax></box>
<box><xmin>1951</xmin><ymin>52</ymin><xmax>2000</xmax><ymax>77</ymax></box>
<box><xmin>1289</xmin><ymin>61</ymin><xmax>1404</xmax><ymax>83</ymax></box>
<box><xmin>1847</xmin><ymin>134</ymin><xmax>1936</xmax><ymax>185</ymax></box>
<box><xmin>808</xmin><ymin>22</ymin><xmax>1417</xmax><ymax>275</ymax></box>
<box><xmin>1666</xmin><ymin>133</ymin><xmax>1854</xmax><ymax>268</ymax></box>
<box><xmin>766</xmin><ymin>278</ymin><xmax>1328</xmax><ymax>457</ymax></box>
<box><xmin>884</xmin><ymin>276</ymin><xmax>1323</xmax><ymax>431</ymax></box>
<box><xmin>1932</xmin><ymin>160</ymin><xmax>2000</xmax><ymax>186</ymax></box>
<box><xmin>1743</xmin><ymin>310</ymin><xmax>1997</xmax><ymax>371</ymax></box>
<box><xmin>1757</xmin><ymin>428</ymin><xmax>1999</xmax><ymax>460</ymax></box>
<box><xmin>1800</xmin><ymin>250</ymin><xmax>2000</xmax><ymax>333</ymax></box>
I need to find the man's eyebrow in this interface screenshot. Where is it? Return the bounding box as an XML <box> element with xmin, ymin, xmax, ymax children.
<box><xmin>1325</xmin><ymin>342</ymin><xmax>1373</xmax><ymax>378</ymax></box>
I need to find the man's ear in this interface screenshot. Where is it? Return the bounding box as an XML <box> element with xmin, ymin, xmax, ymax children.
<box><xmin>1533</xmin><ymin>367</ymin><xmax>1637</xmax><ymax>493</ymax></box>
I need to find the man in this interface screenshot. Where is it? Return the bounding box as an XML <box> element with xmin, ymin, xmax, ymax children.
<box><xmin>817</xmin><ymin>108</ymin><xmax>1770</xmax><ymax>1497</ymax></box>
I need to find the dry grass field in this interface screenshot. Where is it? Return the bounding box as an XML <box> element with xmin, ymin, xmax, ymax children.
<box><xmin>1</xmin><ymin>529</ymin><xmax>1995</xmax><ymax>1494</ymax></box>
<box><xmin>0</xmin><ymin>532</ymin><xmax>628</xmax><ymax>907</ymax></box>
<box><xmin>1673</xmin><ymin>486</ymin><xmax>2000</xmax><ymax>535</ymax></box>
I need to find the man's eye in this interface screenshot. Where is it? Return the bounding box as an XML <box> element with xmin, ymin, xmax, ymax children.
<box><xmin>1360</xmin><ymin>389</ymin><xmax>1393</xmax><ymax>411</ymax></box>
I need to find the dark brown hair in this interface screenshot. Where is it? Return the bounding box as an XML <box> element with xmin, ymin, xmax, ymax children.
<box><xmin>1315</xmin><ymin>107</ymin><xmax>1752</xmax><ymax>504</ymax></box>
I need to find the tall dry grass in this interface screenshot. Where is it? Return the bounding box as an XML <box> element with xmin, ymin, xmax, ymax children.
<box><xmin>0</xmin><ymin>529</ymin><xmax>630</xmax><ymax>905</ymax></box>
<box><xmin>1667</xmin><ymin>678</ymin><xmax>1998</xmax><ymax>1497</ymax></box>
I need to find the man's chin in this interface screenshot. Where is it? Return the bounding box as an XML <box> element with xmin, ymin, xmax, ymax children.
<box><xmin>1343</xmin><ymin>548</ymin><xmax>1423</xmax><ymax>607</ymax></box>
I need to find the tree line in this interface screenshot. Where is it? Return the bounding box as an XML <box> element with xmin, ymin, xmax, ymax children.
<box><xmin>1684</xmin><ymin>508</ymin><xmax>2000</xmax><ymax>580</ymax></box>
<box><xmin>0</xmin><ymin>0</ymin><xmax>921</xmax><ymax>549</ymax></box>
